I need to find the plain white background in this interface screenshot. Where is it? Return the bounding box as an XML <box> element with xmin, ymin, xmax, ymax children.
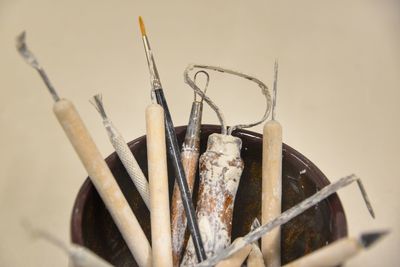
<box><xmin>0</xmin><ymin>0</ymin><xmax>399</xmax><ymax>266</ymax></box>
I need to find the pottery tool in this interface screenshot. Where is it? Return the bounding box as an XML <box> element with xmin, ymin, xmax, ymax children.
<box><xmin>146</xmin><ymin>100</ymin><xmax>173</xmax><ymax>267</ymax></box>
<box><xmin>16</xmin><ymin>32</ymin><xmax>151</xmax><ymax>267</ymax></box>
<box><xmin>22</xmin><ymin>221</ymin><xmax>114</xmax><ymax>267</ymax></box>
<box><xmin>138</xmin><ymin>17</ymin><xmax>206</xmax><ymax>262</ymax></box>
<box><xmin>247</xmin><ymin>219</ymin><xmax>266</xmax><ymax>267</ymax></box>
<box><xmin>247</xmin><ymin>243</ymin><xmax>265</xmax><ymax>267</ymax></box>
<box><xmin>195</xmin><ymin>174</ymin><xmax>375</xmax><ymax>267</ymax></box>
<box><xmin>262</xmin><ymin>60</ymin><xmax>282</xmax><ymax>267</ymax></box>
<box><xmin>171</xmin><ymin>71</ymin><xmax>209</xmax><ymax>266</ymax></box>
<box><xmin>215</xmin><ymin>218</ymin><xmax>262</xmax><ymax>267</ymax></box>
<box><xmin>91</xmin><ymin>94</ymin><xmax>151</xmax><ymax>209</ymax></box>
<box><xmin>214</xmin><ymin>238</ymin><xmax>252</xmax><ymax>267</ymax></box>
<box><xmin>184</xmin><ymin>64</ymin><xmax>273</xmax><ymax>135</ymax></box>
<box><xmin>283</xmin><ymin>231</ymin><xmax>388</xmax><ymax>267</ymax></box>
<box><xmin>181</xmin><ymin>64</ymin><xmax>272</xmax><ymax>266</ymax></box>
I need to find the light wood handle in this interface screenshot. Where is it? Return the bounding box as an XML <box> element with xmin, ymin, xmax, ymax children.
<box><xmin>247</xmin><ymin>244</ymin><xmax>266</xmax><ymax>267</ymax></box>
<box><xmin>215</xmin><ymin>238</ymin><xmax>252</xmax><ymax>267</ymax></box>
<box><xmin>53</xmin><ymin>99</ymin><xmax>151</xmax><ymax>267</ymax></box>
<box><xmin>146</xmin><ymin>103</ymin><xmax>173</xmax><ymax>267</ymax></box>
<box><xmin>262</xmin><ymin>120</ymin><xmax>282</xmax><ymax>267</ymax></box>
<box><xmin>283</xmin><ymin>238</ymin><xmax>360</xmax><ymax>267</ymax></box>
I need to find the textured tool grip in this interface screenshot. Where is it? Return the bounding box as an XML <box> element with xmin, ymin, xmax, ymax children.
<box><xmin>105</xmin><ymin>120</ymin><xmax>151</xmax><ymax>208</ymax></box>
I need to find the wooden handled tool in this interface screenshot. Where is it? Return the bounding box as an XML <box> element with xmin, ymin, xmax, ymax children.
<box><xmin>283</xmin><ymin>231</ymin><xmax>387</xmax><ymax>267</ymax></box>
<box><xmin>16</xmin><ymin>32</ymin><xmax>151</xmax><ymax>267</ymax></box>
<box><xmin>262</xmin><ymin>61</ymin><xmax>282</xmax><ymax>267</ymax></box>
<box><xmin>215</xmin><ymin>238</ymin><xmax>252</xmax><ymax>267</ymax></box>
<box><xmin>146</xmin><ymin>103</ymin><xmax>173</xmax><ymax>267</ymax></box>
<box><xmin>247</xmin><ymin>219</ymin><xmax>266</xmax><ymax>267</ymax></box>
<box><xmin>22</xmin><ymin>222</ymin><xmax>113</xmax><ymax>267</ymax></box>
<box><xmin>196</xmin><ymin>174</ymin><xmax>375</xmax><ymax>267</ymax></box>
<box><xmin>181</xmin><ymin>134</ymin><xmax>244</xmax><ymax>266</ymax></box>
<box><xmin>247</xmin><ymin>243</ymin><xmax>266</xmax><ymax>267</ymax></box>
<box><xmin>171</xmin><ymin>71</ymin><xmax>209</xmax><ymax>267</ymax></box>
<box><xmin>182</xmin><ymin>64</ymin><xmax>272</xmax><ymax>266</ymax></box>
<box><xmin>91</xmin><ymin>94</ymin><xmax>151</xmax><ymax>209</ymax></box>
<box><xmin>215</xmin><ymin>218</ymin><xmax>262</xmax><ymax>267</ymax></box>
<box><xmin>139</xmin><ymin>17</ymin><xmax>206</xmax><ymax>262</ymax></box>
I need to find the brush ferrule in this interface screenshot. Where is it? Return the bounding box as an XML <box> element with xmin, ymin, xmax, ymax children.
<box><xmin>142</xmin><ymin>36</ymin><xmax>162</xmax><ymax>90</ymax></box>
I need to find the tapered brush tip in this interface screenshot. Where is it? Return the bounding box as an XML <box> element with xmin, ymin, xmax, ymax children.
<box><xmin>138</xmin><ymin>16</ymin><xmax>146</xmax><ymax>36</ymax></box>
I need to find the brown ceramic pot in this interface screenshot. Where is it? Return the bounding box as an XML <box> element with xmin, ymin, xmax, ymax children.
<box><xmin>71</xmin><ymin>125</ymin><xmax>347</xmax><ymax>267</ymax></box>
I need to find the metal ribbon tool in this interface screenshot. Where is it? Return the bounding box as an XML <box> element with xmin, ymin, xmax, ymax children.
<box><xmin>181</xmin><ymin>64</ymin><xmax>272</xmax><ymax>266</ymax></box>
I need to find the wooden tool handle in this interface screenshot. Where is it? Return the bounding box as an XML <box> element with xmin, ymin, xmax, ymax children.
<box><xmin>171</xmin><ymin>149</ymin><xmax>199</xmax><ymax>266</ymax></box>
<box><xmin>53</xmin><ymin>99</ymin><xmax>151</xmax><ymax>267</ymax></box>
<box><xmin>247</xmin><ymin>244</ymin><xmax>266</xmax><ymax>267</ymax></box>
<box><xmin>154</xmin><ymin>89</ymin><xmax>206</xmax><ymax>262</ymax></box>
<box><xmin>215</xmin><ymin>238</ymin><xmax>252</xmax><ymax>267</ymax></box>
<box><xmin>181</xmin><ymin>134</ymin><xmax>244</xmax><ymax>266</ymax></box>
<box><xmin>262</xmin><ymin>120</ymin><xmax>282</xmax><ymax>267</ymax></box>
<box><xmin>283</xmin><ymin>238</ymin><xmax>360</xmax><ymax>267</ymax></box>
<box><xmin>146</xmin><ymin>103</ymin><xmax>173</xmax><ymax>267</ymax></box>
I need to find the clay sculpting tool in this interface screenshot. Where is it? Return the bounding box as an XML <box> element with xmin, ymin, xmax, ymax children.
<box><xmin>91</xmin><ymin>94</ymin><xmax>151</xmax><ymax>209</ymax></box>
<box><xmin>247</xmin><ymin>219</ymin><xmax>266</xmax><ymax>267</ymax></box>
<box><xmin>138</xmin><ymin>17</ymin><xmax>206</xmax><ymax>262</ymax></box>
<box><xmin>262</xmin><ymin>60</ymin><xmax>282</xmax><ymax>266</ymax></box>
<box><xmin>283</xmin><ymin>231</ymin><xmax>388</xmax><ymax>267</ymax></box>
<box><xmin>215</xmin><ymin>218</ymin><xmax>262</xmax><ymax>267</ymax></box>
<box><xmin>146</xmin><ymin>97</ymin><xmax>173</xmax><ymax>267</ymax></box>
<box><xmin>181</xmin><ymin>64</ymin><xmax>272</xmax><ymax>266</ymax></box>
<box><xmin>247</xmin><ymin>243</ymin><xmax>265</xmax><ymax>267</ymax></box>
<box><xmin>171</xmin><ymin>71</ymin><xmax>210</xmax><ymax>266</ymax></box>
<box><xmin>22</xmin><ymin>221</ymin><xmax>114</xmax><ymax>267</ymax></box>
<box><xmin>16</xmin><ymin>32</ymin><xmax>151</xmax><ymax>267</ymax></box>
<box><xmin>196</xmin><ymin>174</ymin><xmax>375</xmax><ymax>266</ymax></box>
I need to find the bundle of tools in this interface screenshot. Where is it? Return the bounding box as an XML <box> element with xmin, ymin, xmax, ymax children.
<box><xmin>17</xmin><ymin>17</ymin><xmax>386</xmax><ymax>267</ymax></box>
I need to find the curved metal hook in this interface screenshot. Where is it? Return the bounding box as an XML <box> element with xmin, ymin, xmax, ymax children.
<box><xmin>184</xmin><ymin>64</ymin><xmax>227</xmax><ymax>134</ymax></box>
<box><xmin>193</xmin><ymin>70</ymin><xmax>210</xmax><ymax>102</ymax></box>
<box><xmin>184</xmin><ymin>64</ymin><xmax>272</xmax><ymax>135</ymax></box>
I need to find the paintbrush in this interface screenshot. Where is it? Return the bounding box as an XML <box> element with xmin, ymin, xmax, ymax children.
<box><xmin>138</xmin><ymin>17</ymin><xmax>207</xmax><ymax>262</ymax></box>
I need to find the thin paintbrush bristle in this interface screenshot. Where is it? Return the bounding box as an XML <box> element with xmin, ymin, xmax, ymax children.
<box><xmin>138</xmin><ymin>16</ymin><xmax>146</xmax><ymax>36</ymax></box>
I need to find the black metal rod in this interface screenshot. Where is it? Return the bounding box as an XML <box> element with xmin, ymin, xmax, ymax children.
<box><xmin>154</xmin><ymin>88</ymin><xmax>207</xmax><ymax>262</ymax></box>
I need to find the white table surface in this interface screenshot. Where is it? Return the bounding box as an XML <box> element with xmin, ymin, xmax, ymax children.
<box><xmin>0</xmin><ymin>0</ymin><xmax>399</xmax><ymax>266</ymax></box>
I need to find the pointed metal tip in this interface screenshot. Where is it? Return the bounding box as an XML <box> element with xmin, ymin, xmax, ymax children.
<box><xmin>356</xmin><ymin>178</ymin><xmax>375</xmax><ymax>218</ymax></box>
<box><xmin>15</xmin><ymin>31</ymin><xmax>40</xmax><ymax>69</ymax></box>
<box><xmin>271</xmin><ymin>59</ymin><xmax>279</xmax><ymax>120</ymax></box>
<box><xmin>251</xmin><ymin>218</ymin><xmax>261</xmax><ymax>230</ymax></box>
<box><xmin>16</xmin><ymin>31</ymin><xmax>26</xmax><ymax>50</ymax></box>
<box><xmin>360</xmin><ymin>230</ymin><xmax>389</xmax><ymax>248</ymax></box>
<box><xmin>90</xmin><ymin>94</ymin><xmax>108</xmax><ymax>120</ymax></box>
